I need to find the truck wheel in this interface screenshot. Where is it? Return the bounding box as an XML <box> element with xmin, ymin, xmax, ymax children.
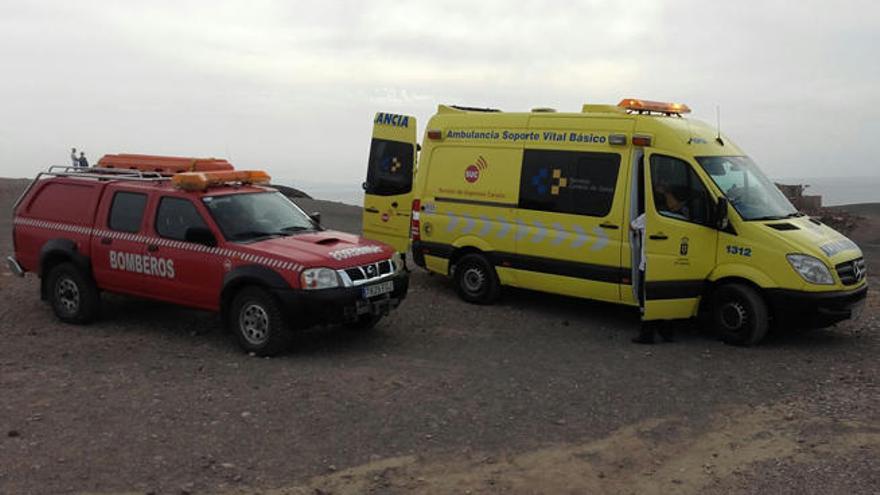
<box><xmin>229</xmin><ymin>287</ymin><xmax>290</xmax><ymax>356</ymax></box>
<box><xmin>453</xmin><ymin>253</ymin><xmax>500</xmax><ymax>304</ymax></box>
<box><xmin>46</xmin><ymin>262</ymin><xmax>100</xmax><ymax>324</ymax></box>
<box><xmin>712</xmin><ymin>283</ymin><xmax>769</xmax><ymax>346</ymax></box>
<box><xmin>345</xmin><ymin>314</ymin><xmax>383</xmax><ymax>331</ymax></box>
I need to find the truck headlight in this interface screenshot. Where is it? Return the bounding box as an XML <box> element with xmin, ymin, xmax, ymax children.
<box><xmin>786</xmin><ymin>254</ymin><xmax>834</xmax><ymax>285</ymax></box>
<box><xmin>301</xmin><ymin>268</ymin><xmax>340</xmax><ymax>290</ymax></box>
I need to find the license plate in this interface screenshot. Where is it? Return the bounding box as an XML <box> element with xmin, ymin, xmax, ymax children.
<box><xmin>362</xmin><ymin>280</ymin><xmax>394</xmax><ymax>298</ymax></box>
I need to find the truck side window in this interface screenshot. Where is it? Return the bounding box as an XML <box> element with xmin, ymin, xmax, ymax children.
<box><xmin>365</xmin><ymin>138</ymin><xmax>414</xmax><ymax>196</ymax></box>
<box><xmin>649</xmin><ymin>155</ymin><xmax>711</xmax><ymax>225</ymax></box>
<box><xmin>518</xmin><ymin>150</ymin><xmax>620</xmax><ymax>217</ymax></box>
<box><xmin>108</xmin><ymin>191</ymin><xmax>148</xmax><ymax>233</ymax></box>
<box><xmin>156</xmin><ymin>197</ymin><xmax>209</xmax><ymax>241</ymax></box>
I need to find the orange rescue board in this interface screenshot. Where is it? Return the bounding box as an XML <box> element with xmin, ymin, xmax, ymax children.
<box><xmin>97</xmin><ymin>153</ymin><xmax>234</xmax><ymax>174</ymax></box>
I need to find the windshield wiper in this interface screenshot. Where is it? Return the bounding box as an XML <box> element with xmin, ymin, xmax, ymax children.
<box><xmin>749</xmin><ymin>215</ymin><xmax>786</xmax><ymax>221</ymax></box>
<box><xmin>785</xmin><ymin>212</ymin><xmax>804</xmax><ymax>218</ymax></box>
<box><xmin>281</xmin><ymin>225</ymin><xmax>314</xmax><ymax>232</ymax></box>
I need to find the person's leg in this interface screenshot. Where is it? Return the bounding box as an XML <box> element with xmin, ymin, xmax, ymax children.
<box><xmin>633</xmin><ymin>269</ymin><xmax>654</xmax><ymax>343</ymax></box>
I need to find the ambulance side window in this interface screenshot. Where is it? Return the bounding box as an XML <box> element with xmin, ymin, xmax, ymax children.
<box><xmin>649</xmin><ymin>155</ymin><xmax>712</xmax><ymax>225</ymax></box>
<box><xmin>108</xmin><ymin>191</ymin><xmax>147</xmax><ymax>233</ymax></box>
<box><xmin>156</xmin><ymin>197</ymin><xmax>209</xmax><ymax>241</ymax></box>
<box><xmin>365</xmin><ymin>138</ymin><xmax>414</xmax><ymax>196</ymax></box>
<box><xmin>518</xmin><ymin>150</ymin><xmax>620</xmax><ymax>217</ymax></box>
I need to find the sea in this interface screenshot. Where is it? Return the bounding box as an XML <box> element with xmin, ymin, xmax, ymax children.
<box><xmin>278</xmin><ymin>176</ymin><xmax>880</xmax><ymax>208</ymax></box>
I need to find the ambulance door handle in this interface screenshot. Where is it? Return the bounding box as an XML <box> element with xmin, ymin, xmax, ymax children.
<box><xmin>599</xmin><ymin>223</ymin><xmax>619</xmax><ymax>230</ymax></box>
<box><xmin>649</xmin><ymin>233</ymin><xmax>669</xmax><ymax>240</ymax></box>
<box><xmin>100</xmin><ymin>237</ymin><xmax>112</xmax><ymax>245</ymax></box>
<box><xmin>364</xmin><ymin>207</ymin><xmax>380</xmax><ymax>213</ymax></box>
<box><xmin>147</xmin><ymin>244</ymin><xmax>159</xmax><ymax>252</ymax></box>
<box><xmin>391</xmin><ymin>201</ymin><xmax>399</xmax><ymax>208</ymax></box>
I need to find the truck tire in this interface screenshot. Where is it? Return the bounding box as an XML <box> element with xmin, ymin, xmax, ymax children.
<box><xmin>46</xmin><ymin>262</ymin><xmax>100</xmax><ymax>324</ymax></box>
<box><xmin>229</xmin><ymin>287</ymin><xmax>291</xmax><ymax>356</ymax></box>
<box><xmin>453</xmin><ymin>253</ymin><xmax>500</xmax><ymax>304</ymax></box>
<box><xmin>712</xmin><ymin>283</ymin><xmax>769</xmax><ymax>346</ymax></box>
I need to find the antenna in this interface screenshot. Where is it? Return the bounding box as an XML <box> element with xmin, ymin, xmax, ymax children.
<box><xmin>715</xmin><ymin>105</ymin><xmax>724</xmax><ymax>146</ymax></box>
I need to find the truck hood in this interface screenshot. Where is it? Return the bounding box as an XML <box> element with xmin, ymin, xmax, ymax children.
<box><xmin>762</xmin><ymin>216</ymin><xmax>862</xmax><ymax>265</ymax></box>
<box><xmin>236</xmin><ymin>230</ymin><xmax>395</xmax><ymax>269</ymax></box>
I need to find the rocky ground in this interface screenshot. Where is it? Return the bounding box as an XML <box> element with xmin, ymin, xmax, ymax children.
<box><xmin>0</xmin><ymin>178</ymin><xmax>877</xmax><ymax>494</ymax></box>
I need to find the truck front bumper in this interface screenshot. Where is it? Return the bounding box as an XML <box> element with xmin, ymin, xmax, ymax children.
<box><xmin>272</xmin><ymin>272</ymin><xmax>409</xmax><ymax>328</ymax></box>
<box><xmin>766</xmin><ymin>284</ymin><xmax>868</xmax><ymax>328</ymax></box>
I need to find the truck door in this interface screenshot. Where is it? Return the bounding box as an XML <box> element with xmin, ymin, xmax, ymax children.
<box><xmin>641</xmin><ymin>151</ymin><xmax>718</xmax><ymax>321</ymax></box>
<box><xmin>362</xmin><ymin>112</ymin><xmax>417</xmax><ymax>252</ymax></box>
<box><xmin>143</xmin><ymin>194</ymin><xmax>225</xmax><ymax>310</ymax></box>
<box><xmin>92</xmin><ymin>187</ymin><xmax>152</xmax><ymax>296</ymax></box>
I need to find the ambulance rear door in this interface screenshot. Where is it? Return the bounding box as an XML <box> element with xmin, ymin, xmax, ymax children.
<box><xmin>362</xmin><ymin>112</ymin><xmax>418</xmax><ymax>252</ymax></box>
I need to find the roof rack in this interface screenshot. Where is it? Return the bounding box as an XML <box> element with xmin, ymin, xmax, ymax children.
<box><xmin>14</xmin><ymin>166</ymin><xmax>169</xmax><ymax>211</ymax></box>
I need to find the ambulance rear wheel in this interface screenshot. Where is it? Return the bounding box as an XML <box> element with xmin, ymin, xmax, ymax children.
<box><xmin>712</xmin><ymin>283</ymin><xmax>769</xmax><ymax>346</ymax></box>
<box><xmin>47</xmin><ymin>262</ymin><xmax>100</xmax><ymax>324</ymax></box>
<box><xmin>454</xmin><ymin>253</ymin><xmax>500</xmax><ymax>304</ymax></box>
<box><xmin>230</xmin><ymin>287</ymin><xmax>290</xmax><ymax>356</ymax></box>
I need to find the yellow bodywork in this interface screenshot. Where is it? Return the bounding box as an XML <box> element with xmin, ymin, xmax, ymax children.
<box><xmin>366</xmin><ymin>103</ymin><xmax>866</xmax><ymax>321</ymax></box>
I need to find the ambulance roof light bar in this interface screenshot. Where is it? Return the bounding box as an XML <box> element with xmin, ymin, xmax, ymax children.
<box><xmin>172</xmin><ymin>170</ymin><xmax>271</xmax><ymax>191</ymax></box>
<box><xmin>618</xmin><ymin>98</ymin><xmax>691</xmax><ymax>116</ymax></box>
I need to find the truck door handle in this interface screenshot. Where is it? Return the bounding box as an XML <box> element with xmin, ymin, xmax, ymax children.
<box><xmin>147</xmin><ymin>244</ymin><xmax>159</xmax><ymax>252</ymax></box>
<box><xmin>100</xmin><ymin>237</ymin><xmax>112</xmax><ymax>245</ymax></box>
<box><xmin>364</xmin><ymin>207</ymin><xmax>380</xmax><ymax>213</ymax></box>
<box><xmin>649</xmin><ymin>233</ymin><xmax>669</xmax><ymax>240</ymax></box>
<box><xmin>599</xmin><ymin>223</ymin><xmax>619</xmax><ymax>230</ymax></box>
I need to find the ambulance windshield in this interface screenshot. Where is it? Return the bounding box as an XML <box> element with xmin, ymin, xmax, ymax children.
<box><xmin>697</xmin><ymin>156</ymin><xmax>799</xmax><ymax>221</ymax></box>
<box><xmin>202</xmin><ymin>191</ymin><xmax>317</xmax><ymax>241</ymax></box>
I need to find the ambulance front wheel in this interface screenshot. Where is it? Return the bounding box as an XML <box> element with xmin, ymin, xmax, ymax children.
<box><xmin>712</xmin><ymin>283</ymin><xmax>769</xmax><ymax>346</ymax></box>
<box><xmin>453</xmin><ymin>253</ymin><xmax>500</xmax><ymax>304</ymax></box>
<box><xmin>229</xmin><ymin>286</ymin><xmax>291</xmax><ymax>356</ymax></box>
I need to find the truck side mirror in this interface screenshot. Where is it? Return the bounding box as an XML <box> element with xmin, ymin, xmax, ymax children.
<box><xmin>714</xmin><ymin>198</ymin><xmax>730</xmax><ymax>230</ymax></box>
<box><xmin>185</xmin><ymin>226</ymin><xmax>217</xmax><ymax>247</ymax></box>
<box><xmin>309</xmin><ymin>211</ymin><xmax>321</xmax><ymax>225</ymax></box>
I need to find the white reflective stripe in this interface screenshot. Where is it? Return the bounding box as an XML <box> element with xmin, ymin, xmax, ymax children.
<box><xmin>478</xmin><ymin>215</ymin><xmax>492</xmax><ymax>236</ymax></box>
<box><xmin>496</xmin><ymin>216</ymin><xmax>511</xmax><ymax>239</ymax></box>
<box><xmin>514</xmin><ymin>219</ymin><xmax>530</xmax><ymax>241</ymax></box>
<box><xmin>571</xmin><ymin>225</ymin><xmax>589</xmax><ymax>248</ymax></box>
<box><xmin>591</xmin><ymin>226</ymin><xmax>609</xmax><ymax>251</ymax></box>
<box><xmin>550</xmin><ymin>223</ymin><xmax>568</xmax><ymax>246</ymax></box>
<box><xmin>531</xmin><ymin>220</ymin><xmax>547</xmax><ymax>243</ymax></box>
<box><xmin>446</xmin><ymin>212</ymin><xmax>459</xmax><ymax>232</ymax></box>
<box><xmin>460</xmin><ymin>216</ymin><xmax>475</xmax><ymax>234</ymax></box>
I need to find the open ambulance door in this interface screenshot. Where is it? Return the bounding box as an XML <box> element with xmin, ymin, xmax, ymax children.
<box><xmin>641</xmin><ymin>149</ymin><xmax>719</xmax><ymax>321</ymax></box>
<box><xmin>362</xmin><ymin>112</ymin><xmax>417</xmax><ymax>252</ymax></box>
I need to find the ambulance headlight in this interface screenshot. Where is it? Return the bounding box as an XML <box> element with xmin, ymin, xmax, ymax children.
<box><xmin>786</xmin><ymin>254</ymin><xmax>834</xmax><ymax>285</ymax></box>
<box><xmin>301</xmin><ymin>268</ymin><xmax>341</xmax><ymax>290</ymax></box>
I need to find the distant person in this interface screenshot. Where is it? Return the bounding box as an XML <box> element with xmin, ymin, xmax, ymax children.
<box><xmin>78</xmin><ymin>151</ymin><xmax>89</xmax><ymax>168</ymax></box>
<box><xmin>70</xmin><ymin>148</ymin><xmax>79</xmax><ymax>167</ymax></box>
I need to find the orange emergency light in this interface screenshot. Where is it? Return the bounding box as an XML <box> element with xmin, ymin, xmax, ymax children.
<box><xmin>618</xmin><ymin>98</ymin><xmax>691</xmax><ymax>115</ymax></box>
<box><xmin>172</xmin><ymin>170</ymin><xmax>271</xmax><ymax>191</ymax></box>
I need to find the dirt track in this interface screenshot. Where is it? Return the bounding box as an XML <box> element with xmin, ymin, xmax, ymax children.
<box><xmin>1</xmin><ymin>178</ymin><xmax>878</xmax><ymax>494</ymax></box>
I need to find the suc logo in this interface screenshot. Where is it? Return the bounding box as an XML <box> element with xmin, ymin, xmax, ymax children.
<box><xmin>465</xmin><ymin>156</ymin><xmax>488</xmax><ymax>183</ymax></box>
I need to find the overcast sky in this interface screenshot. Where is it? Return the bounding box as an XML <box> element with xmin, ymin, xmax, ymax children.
<box><xmin>1</xmin><ymin>0</ymin><xmax>878</xmax><ymax>184</ymax></box>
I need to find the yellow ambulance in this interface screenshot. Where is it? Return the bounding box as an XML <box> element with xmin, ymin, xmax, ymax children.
<box><xmin>362</xmin><ymin>100</ymin><xmax>868</xmax><ymax>344</ymax></box>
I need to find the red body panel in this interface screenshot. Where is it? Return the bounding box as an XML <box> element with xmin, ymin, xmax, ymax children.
<box><xmin>13</xmin><ymin>178</ymin><xmax>396</xmax><ymax>312</ymax></box>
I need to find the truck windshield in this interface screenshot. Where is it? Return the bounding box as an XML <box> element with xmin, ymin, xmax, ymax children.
<box><xmin>696</xmin><ymin>156</ymin><xmax>799</xmax><ymax>221</ymax></box>
<box><xmin>202</xmin><ymin>191</ymin><xmax>317</xmax><ymax>242</ymax></box>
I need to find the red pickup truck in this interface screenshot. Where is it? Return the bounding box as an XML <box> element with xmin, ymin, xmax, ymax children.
<box><xmin>8</xmin><ymin>156</ymin><xmax>409</xmax><ymax>355</ymax></box>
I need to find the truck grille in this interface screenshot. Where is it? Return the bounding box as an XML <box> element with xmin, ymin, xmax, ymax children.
<box><xmin>835</xmin><ymin>257</ymin><xmax>866</xmax><ymax>285</ymax></box>
<box><xmin>343</xmin><ymin>259</ymin><xmax>394</xmax><ymax>285</ymax></box>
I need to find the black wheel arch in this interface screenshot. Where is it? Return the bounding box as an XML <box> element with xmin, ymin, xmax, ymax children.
<box><xmin>39</xmin><ymin>238</ymin><xmax>93</xmax><ymax>300</ymax></box>
<box><xmin>700</xmin><ymin>276</ymin><xmax>769</xmax><ymax>319</ymax></box>
<box><xmin>220</xmin><ymin>264</ymin><xmax>292</xmax><ymax>323</ymax></box>
<box><xmin>448</xmin><ymin>246</ymin><xmax>487</xmax><ymax>276</ymax></box>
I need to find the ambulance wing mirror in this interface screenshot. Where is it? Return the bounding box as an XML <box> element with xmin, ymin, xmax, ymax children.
<box><xmin>713</xmin><ymin>198</ymin><xmax>730</xmax><ymax>230</ymax></box>
<box><xmin>185</xmin><ymin>226</ymin><xmax>217</xmax><ymax>247</ymax></box>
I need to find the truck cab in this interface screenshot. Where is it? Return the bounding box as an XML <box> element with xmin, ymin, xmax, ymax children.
<box><xmin>10</xmin><ymin>156</ymin><xmax>409</xmax><ymax>356</ymax></box>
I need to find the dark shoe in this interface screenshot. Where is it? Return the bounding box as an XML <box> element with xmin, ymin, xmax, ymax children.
<box><xmin>658</xmin><ymin>326</ymin><xmax>675</xmax><ymax>342</ymax></box>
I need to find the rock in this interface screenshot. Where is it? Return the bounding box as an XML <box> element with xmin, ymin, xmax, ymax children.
<box><xmin>7</xmin><ymin>430</ymin><xmax>20</xmax><ymax>438</ymax></box>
